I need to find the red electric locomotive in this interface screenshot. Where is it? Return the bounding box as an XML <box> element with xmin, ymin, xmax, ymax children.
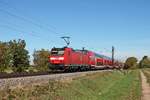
<box><xmin>49</xmin><ymin>47</ymin><xmax>115</xmax><ymax>71</ymax></box>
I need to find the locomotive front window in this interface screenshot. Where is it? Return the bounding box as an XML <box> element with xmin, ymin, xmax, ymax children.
<box><xmin>51</xmin><ymin>50</ymin><xmax>64</xmax><ymax>55</ymax></box>
<box><xmin>58</xmin><ymin>51</ymin><xmax>64</xmax><ymax>55</ymax></box>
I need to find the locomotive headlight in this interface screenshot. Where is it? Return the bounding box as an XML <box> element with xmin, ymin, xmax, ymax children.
<box><xmin>50</xmin><ymin>57</ymin><xmax>57</xmax><ymax>60</ymax></box>
<box><xmin>58</xmin><ymin>57</ymin><xmax>64</xmax><ymax>60</ymax></box>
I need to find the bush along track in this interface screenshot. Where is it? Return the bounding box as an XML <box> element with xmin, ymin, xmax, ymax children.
<box><xmin>0</xmin><ymin>70</ymin><xmax>141</xmax><ymax>100</ymax></box>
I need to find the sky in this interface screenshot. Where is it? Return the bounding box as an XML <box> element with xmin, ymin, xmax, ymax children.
<box><xmin>0</xmin><ymin>0</ymin><xmax>150</xmax><ymax>62</ymax></box>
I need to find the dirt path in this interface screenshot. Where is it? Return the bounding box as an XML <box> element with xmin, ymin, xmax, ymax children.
<box><xmin>141</xmin><ymin>71</ymin><xmax>150</xmax><ymax>100</ymax></box>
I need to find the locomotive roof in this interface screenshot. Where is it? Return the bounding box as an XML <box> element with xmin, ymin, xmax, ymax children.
<box><xmin>51</xmin><ymin>47</ymin><xmax>66</xmax><ymax>50</ymax></box>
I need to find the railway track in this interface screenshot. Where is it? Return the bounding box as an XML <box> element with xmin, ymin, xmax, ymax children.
<box><xmin>0</xmin><ymin>71</ymin><xmax>51</xmax><ymax>79</ymax></box>
<box><xmin>0</xmin><ymin>70</ymin><xmax>112</xmax><ymax>90</ymax></box>
<box><xmin>0</xmin><ymin>68</ymin><xmax>108</xmax><ymax>79</ymax></box>
<box><xmin>0</xmin><ymin>71</ymin><xmax>66</xmax><ymax>79</ymax></box>
<box><xmin>0</xmin><ymin>71</ymin><xmax>85</xmax><ymax>79</ymax></box>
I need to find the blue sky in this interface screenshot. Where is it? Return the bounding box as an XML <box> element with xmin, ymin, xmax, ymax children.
<box><xmin>0</xmin><ymin>0</ymin><xmax>150</xmax><ymax>61</ymax></box>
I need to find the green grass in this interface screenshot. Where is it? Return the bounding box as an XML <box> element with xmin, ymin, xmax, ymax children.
<box><xmin>60</xmin><ymin>70</ymin><xmax>141</xmax><ymax>100</ymax></box>
<box><xmin>0</xmin><ymin>70</ymin><xmax>141</xmax><ymax>100</ymax></box>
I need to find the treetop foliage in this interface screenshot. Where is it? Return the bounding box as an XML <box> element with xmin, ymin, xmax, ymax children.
<box><xmin>0</xmin><ymin>39</ymin><xmax>51</xmax><ymax>73</ymax></box>
<box><xmin>124</xmin><ymin>57</ymin><xmax>138</xmax><ymax>69</ymax></box>
<box><xmin>0</xmin><ymin>39</ymin><xmax>29</xmax><ymax>72</ymax></box>
<box><xmin>33</xmin><ymin>49</ymin><xmax>50</xmax><ymax>71</ymax></box>
<box><xmin>124</xmin><ymin>56</ymin><xmax>150</xmax><ymax>69</ymax></box>
<box><xmin>139</xmin><ymin>56</ymin><xmax>150</xmax><ymax>68</ymax></box>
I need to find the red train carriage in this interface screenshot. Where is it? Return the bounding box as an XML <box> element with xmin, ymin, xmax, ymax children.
<box><xmin>94</xmin><ymin>53</ymin><xmax>113</xmax><ymax>69</ymax></box>
<box><xmin>49</xmin><ymin>47</ymin><xmax>115</xmax><ymax>71</ymax></box>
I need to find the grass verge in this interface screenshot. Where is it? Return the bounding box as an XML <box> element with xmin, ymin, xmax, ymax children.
<box><xmin>0</xmin><ymin>70</ymin><xmax>141</xmax><ymax>100</ymax></box>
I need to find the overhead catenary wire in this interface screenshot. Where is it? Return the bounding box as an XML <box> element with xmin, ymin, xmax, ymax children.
<box><xmin>0</xmin><ymin>8</ymin><xmax>61</xmax><ymax>35</ymax></box>
<box><xmin>0</xmin><ymin>0</ymin><xmax>67</xmax><ymax>36</ymax></box>
<box><xmin>0</xmin><ymin>24</ymin><xmax>51</xmax><ymax>41</ymax></box>
<box><xmin>0</xmin><ymin>19</ymin><xmax>54</xmax><ymax>38</ymax></box>
<box><xmin>0</xmin><ymin>0</ymin><xmax>69</xmax><ymax>44</ymax></box>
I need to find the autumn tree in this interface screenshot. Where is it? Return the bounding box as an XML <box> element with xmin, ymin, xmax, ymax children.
<box><xmin>8</xmin><ymin>39</ymin><xmax>30</xmax><ymax>72</ymax></box>
<box><xmin>124</xmin><ymin>57</ymin><xmax>138</xmax><ymax>69</ymax></box>
<box><xmin>139</xmin><ymin>56</ymin><xmax>150</xmax><ymax>68</ymax></box>
<box><xmin>0</xmin><ymin>42</ymin><xmax>12</xmax><ymax>72</ymax></box>
<box><xmin>33</xmin><ymin>49</ymin><xmax>50</xmax><ymax>71</ymax></box>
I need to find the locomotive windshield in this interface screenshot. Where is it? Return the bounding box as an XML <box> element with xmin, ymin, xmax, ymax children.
<box><xmin>51</xmin><ymin>48</ymin><xmax>65</xmax><ymax>55</ymax></box>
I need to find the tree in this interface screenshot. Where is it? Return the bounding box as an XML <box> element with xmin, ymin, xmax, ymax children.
<box><xmin>0</xmin><ymin>42</ymin><xmax>12</xmax><ymax>72</ymax></box>
<box><xmin>124</xmin><ymin>57</ymin><xmax>138</xmax><ymax>69</ymax></box>
<box><xmin>33</xmin><ymin>49</ymin><xmax>50</xmax><ymax>71</ymax></box>
<box><xmin>139</xmin><ymin>56</ymin><xmax>150</xmax><ymax>68</ymax></box>
<box><xmin>8</xmin><ymin>39</ymin><xmax>30</xmax><ymax>72</ymax></box>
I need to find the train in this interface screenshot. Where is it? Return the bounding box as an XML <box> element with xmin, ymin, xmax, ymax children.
<box><xmin>48</xmin><ymin>47</ymin><xmax>122</xmax><ymax>71</ymax></box>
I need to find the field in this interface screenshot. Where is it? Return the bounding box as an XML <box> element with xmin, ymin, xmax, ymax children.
<box><xmin>0</xmin><ymin>70</ymin><xmax>141</xmax><ymax>100</ymax></box>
